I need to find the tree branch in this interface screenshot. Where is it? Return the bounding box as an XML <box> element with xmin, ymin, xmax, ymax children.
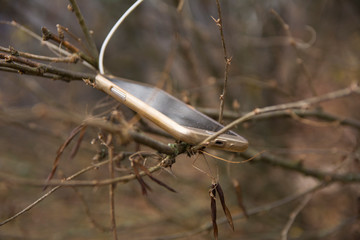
<box><xmin>157</xmin><ymin>183</ymin><xmax>325</xmax><ymax>239</ymax></box>
<box><xmin>0</xmin><ymin>46</ymin><xmax>79</xmax><ymax>63</ymax></box>
<box><xmin>270</xmin><ymin>9</ymin><xmax>317</xmax><ymax>96</ymax></box>
<box><xmin>0</xmin><ymin>60</ymin><xmax>95</xmax><ymax>82</ymax></box>
<box><xmin>194</xmin><ymin>83</ymin><xmax>360</xmax><ymax>150</ymax></box>
<box><xmin>0</xmin><ymin>162</ymin><xmax>162</xmax><ymax>187</ymax></box>
<box><xmin>213</xmin><ymin>0</ymin><xmax>231</xmax><ymax>124</ymax></box>
<box><xmin>241</xmin><ymin>148</ymin><xmax>360</xmax><ymax>183</ymax></box>
<box><xmin>1</xmin><ymin>21</ymin><xmax>77</xmax><ymax>60</ymax></box>
<box><xmin>281</xmin><ymin>194</ymin><xmax>312</xmax><ymax>240</ymax></box>
<box><xmin>68</xmin><ymin>0</ymin><xmax>99</xmax><ymax>60</ymax></box>
<box><xmin>41</xmin><ymin>26</ymin><xmax>97</xmax><ymax>68</ymax></box>
<box><xmin>198</xmin><ymin>108</ymin><xmax>360</xmax><ymax>130</ymax></box>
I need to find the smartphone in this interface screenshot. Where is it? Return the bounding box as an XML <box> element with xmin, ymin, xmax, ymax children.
<box><xmin>95</xmin><ymin>74</ymin><xmax>248</xmax><ymax>152</ymax></box>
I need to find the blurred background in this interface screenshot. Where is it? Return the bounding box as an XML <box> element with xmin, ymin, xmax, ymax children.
<box><xmin>1</xmin><ymin>0</ymin><xmax>360</xmax><ymax>239</ymax></box>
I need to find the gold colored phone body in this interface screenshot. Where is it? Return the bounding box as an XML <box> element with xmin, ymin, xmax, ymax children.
<box><xmin>95</xmin><ymin>74</ymin><xmax>248</xmax><ymax>152</ymax></box>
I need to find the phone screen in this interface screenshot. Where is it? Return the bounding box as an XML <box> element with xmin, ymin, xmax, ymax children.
<box><xmin>108</xmin><ymin>77</ymin><xmax>239</xmax><ymax>136</ymax></box>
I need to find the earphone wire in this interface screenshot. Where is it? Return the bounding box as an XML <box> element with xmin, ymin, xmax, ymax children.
<box><xmin>98</xmin><ymin>0</ymin><xmax>144</xmax><ymax>74</ymax></box>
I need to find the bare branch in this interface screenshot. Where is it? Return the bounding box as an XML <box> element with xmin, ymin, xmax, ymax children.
<box><xmin>0</xmin><ymin>46</ymin><xmax>79</xmax><ymax>63</ymax></box>
<box><xmin>0</xmin><ymin>163</ymin><xmax>162</xmax><ymax>187</ymax></box>
<box><xmin>270</xmin><ymin>9</ymin><xmax>317</xmax><ymax>95</ymax></box>
<box><xmin>68</xmin><ymin>0</ymin><xmax>99</xmax><ymax>59</ymax></box>
<box><xmin>199</xmin><ymin>108</ymin><xmax>360</xmax><ymax>130</ymax></box>
<box><xmin>107</xmin><ymin>142</ymin><xmax>119</xmax><ymax>240</ymax></box>
<box><xmin>241</xmin><ymin>148</ymin><xmax>360</xmax><ymax>183</ymax></box>
<box><xmin>0</xmin><ymin>162</ymin><xmax>99</xmax><ymax>226</ymax></box>
<box><xmin>280</xmin><ymin>194</ymin><xmax>312</xmax><ymax>240</ymax></box>
<box><xmin>0</xmin><ymin>59</ymin><xmax>95</xmax><ymax>82</ymax></box>
<box><xmin>213</xmin><ymin>0</ymin><xmax>231</xmax><ymax>123</ymax></box>
<box><xmin>0</xmin><ymin>21</ymin><xmax>78</xmax><ymax>60</ymax></box>
<box><xmin>0</xmin><ymin>104</ymin><xmax>178</xmax><ymax>155</ymax></box>
<box><xmin>41</xmin><ymin>26</ymin><xmax>97</xmax><ymax>68</ymax></box>
<box><xmin>157</xmin><ymin>183</ymin><xmax>325</xmax><ymax>239</ymax></box>
<box><xmin>194</xmin><ymin>83</ymin><xmax>360</xmax><ymax>150</ymax></box>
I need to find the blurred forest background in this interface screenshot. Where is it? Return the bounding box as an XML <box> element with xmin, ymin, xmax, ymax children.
<box><xmin>1</xmin><ymin>0</ymin><xmax>360</xmax><ymax>239</ymax></box>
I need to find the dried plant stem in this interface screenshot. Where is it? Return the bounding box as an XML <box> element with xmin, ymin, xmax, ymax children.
<box><xmin>68</xmin><ymin>0</ymin><xmax>99</xmax><ymax>59</ymax></box>
<box><xmin>0</xmin><ymin>53</ymin><xmax>95</xmax><ymax>81</ymax></box>
<box><xmin>0</xmin><ymin>20</ymin><xmax>71</xmax><ymax>58</ymax></box>
<box><xmin>0</xmin><ymin>163</ymin><xmax>162</xmax><ymax>187</ymax></box>
<box><xmin>195</xmin><ymin>83</ymin><xmax>360</xmax><ymax>150</ymax></box>
<box><xmin>213</xmin><ymin>0</ymin><xmax>231</xmax><ymax>124</ymax></box>
<box><xmin>157</xmin><ymin>183</ymin><xmax>325</xmax><ymax>239</ymax></box>
<box><xmin>41</xmin><ymin>27</ymin><xmax>97</xmax><ymax>68</ymax></box>
<box><xmin>0</xmin><ymin>163</ymin><xmax>98</xmax><ymax>226</ymax></box>
<box><xmin>270</xmin><ymin>9</ymin><xmax>317</xmax><ymax>95</ymax></box>
<box><xmin>281</xmin><ymin>194</ymin><xmax>312</xmax><ymax>240</ymax></box>
<box><xmin>0</xmin><ymin>46</ymin><xmax>79</xmax><ymax>63</ymax></box>
<box><xmin>0</xmin><ymin>103</ymin><xmax>177</xmax><ymax>155</ymax></box>
<box><xmin>198</xmin><ymin>108</ymin><xmax>360</xmax><ymax>130</ymax></box>
<box><xmin>0</xmin><ymin>151</ymin><xmax>136</xmax><ymax>227</ymax></box>
<box><xmin>72</xmin><ymin>187</ymin><xmax>111</xmax><ymax>232</ymax></box>
<box><xmin>4</xmin><ymin>144</ymin><xmax>360</xmax><ymax>188</ymax></box>
<box><xmin>241</xmin><ymin>147</ymin><xmax>360</xmax><ymax>183</ymax></box>
<box><xmin>107</xmin><ymin>144</ymin><xmax>118</xmax><ymax>240</ymax></box>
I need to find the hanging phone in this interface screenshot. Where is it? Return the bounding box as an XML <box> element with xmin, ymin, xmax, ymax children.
<box><xmin>95</xmin><ymin>74</ymin><xmax>248</xmax><ymax>152</ymax></box>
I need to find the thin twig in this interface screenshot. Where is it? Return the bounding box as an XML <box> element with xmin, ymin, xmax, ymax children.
<box><xmin>0</xmin><ymin>163</ymin><xmax>97</xmax><ymax>226</ymax></box>
<box><xmin>0</xmin><ymin>60</ymin><xmax>95</xmax><ymax>82</ymax></box>
<box><xmin>281</xmin><ymin>194</ymin><xmax>312</xmax><ymax>240</ymax></box>
<box><xmin>156</xmin><ymin>183</ymin><xmax>325</xmax><ymax>240</ymax></box>
<box><xmin>107</xmin><ymin>142</ymin><xmax>118</xmax><ymax>240</ymax></box>
<box><xmin>46</xmin><ymin>124</ymin><xmax>87</xmax><ymax>183</ymax></box>
<box><xmin>270</xmin><ymin>9</ymin><xmax>317</xmax><ymax>96</ymax></box>
<box><xmin>4</xmin><ymin>144</ymin><xmax>360</xmax><ymax>187</ymax></box>
<box><xmin>71</xmin><ymin>187</ymin><xmax>111</xmax><ymax>232</ymax></box>
<box><xmin>0</xmin><ymin>162</ymin><xmax>163</xmax><ymax>187</ymax></box>
<box><xmin>0</xmin><ymin>103</ymin><xmax>178</xmax><ymax>155</ymax></box>
<box><xmin>0</xmin><ymin>46</ymin><xmax>79</xmax><ymax>63</ymax></box>
<box><xmin>302</xmin><ymin>216</ymin><xmax>358</xmax><ymax>239</ymax></box>
<box><xmin>0</xmin><ymin>151</ymin><xmax>134</xmax><ymax>226</ymax></box>
<box><xmin>213</xmin><ymin>0</ymin><xmax>231</xmax><ymax>124</ymax></box>
<box><xmin>68</xmin><ymin>0</ymin><xmax>99</xmax><ymax>59</ymax></box>
<box><xmin>199</xmin><ymin>107</ymin><xmax>360</xmax><ymax>130</ymax></box>
<box><xmin>0</xmin><ymin>20</ymin><xmax>95</xmax><ymax>70</ymax></box>
<box><xmin>41</xmin><ymin>27</ymin><xmax>97</xmax><ymax>68</ymax></box>
<box><xmin>0</xmin><ymin>20</ymin><xmax>72</xmax><ymax>58</ymax></box>
<box><xmin>194</xmin><ymin>83</ymin><xmax>360</xmax><ymax>150</ymax></box>
<box><xmin>56</xmin><ymin>24</ymin><xmax>93</xmax><ymax>57</ymax></box>
<box><xmin>240</xmin><ymin>147</ymin><xmax>360</xmax><ymax>183</ymax></box>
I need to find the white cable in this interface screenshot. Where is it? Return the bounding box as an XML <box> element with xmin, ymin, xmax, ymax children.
<box><xmin>98</xmin><ymin>0</ymin><xmax>144</xmax><ymax>74</ymax></box>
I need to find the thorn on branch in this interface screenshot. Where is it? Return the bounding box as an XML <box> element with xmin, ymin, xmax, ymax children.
<box><xmin>36</xmin><ymin>66</ymin><xmax>45</xmax><ymax>74</ymax></box>
<box><xmin>211</xmin><ymin>16</ymin><xmax>221</xmax><ymax>27</ymax></box>
<box><xmin>67</xmin><ymin>3</ymin><xmax>74</xmax><ymax>12</ymax></box>
<box><xmin>41</xmin><ymin>26</ymin><xmax>79</xmax><ymax>53</ymax></box>
<box><xmin>9</xmin><ymin>46</ymin><xmax>19</xmax><ymax>56</ymax></box>
<box><xmin>56</xmin><ymin>24</ymin><xmax>65</xmax><ymax>40</ymax></box>
<box><xmin>226</xmin><ymin>56</ymin><xmax>232</xmax><ymax>65</ymax></box>
<box><xmin>83</xmin><ymin>78</ymin><xmax>96</xmax><ymax>87</ymax></box>
<box><xmin>41</xmin><ymin>27</ymin><xmax>50</xmax><ymax>41</ymax></box>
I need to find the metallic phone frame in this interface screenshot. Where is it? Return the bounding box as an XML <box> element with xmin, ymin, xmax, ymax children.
<box><xmin>95</xmin><ymin>74</ymin><xmax>248</xmax><ymax>152</ymax></box>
